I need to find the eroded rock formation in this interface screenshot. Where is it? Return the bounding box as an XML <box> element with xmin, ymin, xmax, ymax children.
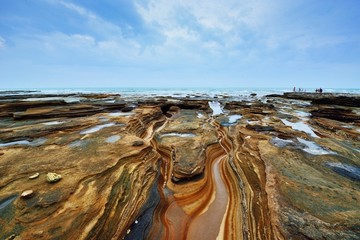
<box><xmin>0</xmin><ymin>92</ymin><xmax>359</xmax><ymax>239</ymax></box>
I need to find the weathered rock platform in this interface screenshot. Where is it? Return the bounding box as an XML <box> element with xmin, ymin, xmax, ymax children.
<box><xmin>0</xmin><ymin>92</ymin><xmax>359</xmax><ymax>239</ymax></box>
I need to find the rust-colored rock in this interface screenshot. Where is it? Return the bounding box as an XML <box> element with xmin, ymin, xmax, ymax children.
<box><xmin>0</xmin><ymin>92</ymin><xmax>359</xmax><ymax>239</ymax></box>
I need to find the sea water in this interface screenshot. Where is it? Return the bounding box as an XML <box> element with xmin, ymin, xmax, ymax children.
<box><xmin>2</xmin><ymin>87</ymin><xmax>359</xmax><ymax>99</ymax></box>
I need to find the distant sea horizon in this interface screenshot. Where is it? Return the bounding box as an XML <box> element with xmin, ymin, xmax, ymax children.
<box><xmin>1</xmin><ymin>87</ymin><xmax>359</xmax><ymax>98</ymax></box>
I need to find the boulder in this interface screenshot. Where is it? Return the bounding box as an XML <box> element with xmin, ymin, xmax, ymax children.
<box><xmin>46</xmin><ymin>172</ymin><xmax>62</xmax><ymax>183</ymax></box>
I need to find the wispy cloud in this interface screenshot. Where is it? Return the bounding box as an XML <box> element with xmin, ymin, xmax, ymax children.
<box><xmin>1</xmin><ymin>0</ymin><xmax>359</xmax><ymax>87</ymax></box>
<box><xmin>52</xmin><ymin>0</ymin><xmax>123</xmax><ymax>40</ymax></box>
<box><xmin>34</xmin><ymin>1</ymin><xmax>143</xmax><ymax>61</ymax></box>
<box><xmin>36</xmin><ymin>0</ymin><xmax>355</xmax><ymax>64</ymax></box>
<box><xmin>58</xmin><ymin>1</ymin><xmax>95</xmax><ymax>18</ymax></box>
<box><xmin>0</xmin><ymin>37</ymin><xmax>6</xmax><ymax>49</ymax></box>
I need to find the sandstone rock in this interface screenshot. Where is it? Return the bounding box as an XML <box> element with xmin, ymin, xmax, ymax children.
<box><xmin>246</xmin><ymin>124</ymin><xmax>275</xmax><ymax>132</ymax></box>
<box><xmin>0</xmin><ymin>92</ymin><xmax>359</xmax><ymax>240</ymax></box>
<box><xmin>122</xmin><ymin>106</ymin><xmax>135</xmax><ymax>112</ymax></box>
<box><xmin>266</xmin><ymin>92</ymin><xmax>360</xmax><ymax>107</ymax></box>
<box><xmin>311</xmin><ymin>108</ymin><xmax>360</xmax><ymax>122</ymax></box>
<box><xmin>46</xmin><ymin>172</ymin><xmax>62</xmax><ymax>183</ymax></box>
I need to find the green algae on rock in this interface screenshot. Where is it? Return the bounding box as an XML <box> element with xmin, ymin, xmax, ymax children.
<box><xmin>0</xmin><ymin>92</ymin><xmax>359</xmax><ymax>239</ymax></box>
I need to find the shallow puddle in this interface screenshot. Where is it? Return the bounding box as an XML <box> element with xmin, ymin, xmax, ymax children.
<box><xmin>209</xmin><ymin>101</ymin><xmax>223</xmax><ymax>116</ymax></box>
<box><xmin>108</xmin><ymin>112</ymin><xmax>134</xmax><ymax>117</ymax></box>
<box><xmin>160</xmin><ymin>133</ymin><xmax>196</xmax><ymax>138</ymax></box>
<box><xmin>221</xmin><ymin>115</ymin><xmax>242</xmax><ymax>126</ymax></box>
<box><xmin>0</xmin><ymin>138</ymin><xmax>47</xmax><ymax>147</ymax></box>
<box><xmin>228</xmin><ymin>114</ymin><xmax>242</xmax><ymax>123</ymax></box>
<box><xmin>326</xmin><ymin>162</ymin><xmax>360</xmax><ymax>181</ymax></box>
<box><xmin>80</xmin><ymin>123</ymin><xmax>115</xmax><ymax>134</ymax></box>
<box><xmin>106</xmin><ymin>135</ymin><xmax>121</xmax><ymax>143</ymax></box>
<box><xmin>188</xmin><ymin>157</ymin><xmax>228</xmax><ymax>239</ymax></box>
<box><xmin>42</xmin><ymin>121</ymin><xmax>64</xmax><ymax>125</ymax></box>
<box><xmin>297</xmin><ymin>138</ymin><xmax>335</xmax><ymax>155</ymax></box>
<box><xmin>294</xmin><ymin>110</ymin><xmax>310</xmax><ymax>118</ymax></box>
<box><xmin>23</xmin><ymin>97</ymin><xmax>82</xmax><ymax>103</ymax></box>
<box><xmin>69</xmin><ymin>141</ymin><xmax>81</xmax><ymax>147</ymax></box>
<box><xmin>0</xmin><ymin>195</ymin><xmax>17</xmax><ymax>212</ymax></box>
<box><xmin>197</xmin><ymin>113</ymin><xmax>205</xmax><ymax>119</ymax></box>
<box><xmin>281</xmin><ymin>119</ymin><xmax>318</xmax><ymax>138</ymax></box>
<box><xmin>69</xmin><ymin>140</ymin><xmax>88</xmax><ymax>148</ymax></box>
<box><xmin>271</xmin><ymin>137</ymin><xmax>294</xmax><ymax>148</ymax></box>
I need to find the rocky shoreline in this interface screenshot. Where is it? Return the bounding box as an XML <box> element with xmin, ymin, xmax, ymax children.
<box><xmin>267</xmin><ymin>92</ymin><xmax>360</xmax><ymax>107</ymax></box>
<box><xmin>0</xmin><ymin>91</ymin><xmax>359</xmax><ymax>239</ymax></box>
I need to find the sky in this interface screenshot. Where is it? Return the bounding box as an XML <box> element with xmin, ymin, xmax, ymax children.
<box><xmin>0</xmin><ymin>0</ymin><xmax>360</xmax><ymax>89</ymax></box>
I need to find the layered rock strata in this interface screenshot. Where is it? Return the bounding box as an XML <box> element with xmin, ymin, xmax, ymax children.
<box><xmin>0</xmin><ymin>92</ymin><xmax>359</xmax><ymax>239</ymax></box>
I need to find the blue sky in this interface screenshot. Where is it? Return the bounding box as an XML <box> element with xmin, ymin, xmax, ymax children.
<box><xmin>0</xmin><ymin>0</ymin><xmax>359</xmax><ymax>89</ymax></box>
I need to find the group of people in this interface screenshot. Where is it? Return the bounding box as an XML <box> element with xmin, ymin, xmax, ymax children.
<box><xmin>293</xmin><ymin>87</ymin><xmax>306</xmax><ymax>92</ymax></box>
<box><xmin>315</xmin><ymin>88</ymin><xmax>323</xmax><ymax>93</ymax></box>
<box><xmin>292</xmin><ymin>87</ymin><xmax>323</xmax><ymax>93</ymax></box>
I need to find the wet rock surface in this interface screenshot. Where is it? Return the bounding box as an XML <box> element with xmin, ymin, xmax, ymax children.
<box><xmin>268</xmin><ymin>92</ymin><xmax>360</xmax><ymax>107</ymax></box>
<box><xmin>0</xmin><ymin>92</ymin><xmax>359</xmax><ymax>239</ymax></box>
<box><xmin>310</xmin><ymin>107</ymin><xmax>360</xmax><ymax>122</ymax></box>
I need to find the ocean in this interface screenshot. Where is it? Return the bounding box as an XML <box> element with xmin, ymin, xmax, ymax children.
<box><xmin>1</xmin><ymin>87</ymin><xmax>359</xmax><ymax>98</ymax></box>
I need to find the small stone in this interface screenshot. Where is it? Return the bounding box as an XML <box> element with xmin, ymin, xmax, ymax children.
<box><xmin>250</xmin><ymin>93</ymin><xmax>257</xmax><ymax>97</ymax></box>
<box><xmin>29</xmin><ymin>172</ymin><xmax>40</xmax><ymax>179</ymax></box>
<box><xmin>46</xmin><ymin>172</ymin><xmax>62</xmax><ymax>183</ymax></box>
<box><xmin>5</xmin><ymin>234</ymin><xmax>16</xmax><ymax>240</ymax></box>
<box><xmin>122</xmin><ymin>106</ymin><xmax>135</xmax><ymax>112</ymax></box>
<box><xmin>132</xmin><ymin>140</ymin><xmax>144</xmax><ymax>146</ymax></box>
<box><xmin>32</xmin><ymin>230</ymin><xmax>44</xmax><ymax>238</ymax></box>
<box><xmin>21</xmin><ymin>190</ymin><xmax>34</xmax><ymax>198</ymax></box>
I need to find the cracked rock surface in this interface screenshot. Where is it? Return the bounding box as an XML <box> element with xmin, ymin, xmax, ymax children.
<box><xmin>0</xmin><ymin>92</ymin><xmax>359</xmax><ymax>239</ymax></box>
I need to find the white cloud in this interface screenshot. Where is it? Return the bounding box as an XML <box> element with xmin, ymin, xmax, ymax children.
<box><xmin>41</xmin><ymin>32</ymin><xmax>96</xmax><ymax>51</ymax></box>
<box><xmin>55</xmin><ymin>0</ymin><xmax>123</xmax><ymax>39</ymax></box>
<box><xmin>37</xmin><ymin>32</ymin><xmax>142</xmax><ymax>62</ymax></box>
<box><xmin>0</xmin><ymin>36</ymin><xmax>6</xmax><ymax>48</ymax></box>
<box><xmin>135</xmin><ymin>0</ymin><xmax>281</xmax><ymax>32</ymax></box>
<box><xmin>47</xmin><ymin>0</ymin><xmax>296</xmax><ymax>62</ymax></box>
<box><xmin>58</xmin><ymin>1</ymin><xmax>96</xmax><ymax>19</ymax></box>
<box><xmin>31</xmin><ymin>1</ymin><xmax>145</xmax><ymax>61</ymax></box>
<box><xmin>133</xmin><ymin>0</ymin><xmax>289</xmax><ymax>59</ymax></box>
<box><xmin>291</xmin><ymin>35</ymin><xmax>350</xmax><ymax>49</ymax></box>
<box><xmin>7</xmin><ymin>0</ymin><xmax>356</xmax><ymax>71</ymax></box>
<box><xmin>163</xmin><ymin>27</ymin><xmax>199</xmax><ymax>42</ymax></box>
<box><xmin>262</xmin><ymin>30</ymin><xmax>353</xmax><ymax>52</ymax></box>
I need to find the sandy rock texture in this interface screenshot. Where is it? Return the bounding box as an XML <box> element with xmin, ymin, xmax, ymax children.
<box><xmin>0</xmin><ymin>92</ymin><xmax>359</xmax><ymax>239</ymax></box>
